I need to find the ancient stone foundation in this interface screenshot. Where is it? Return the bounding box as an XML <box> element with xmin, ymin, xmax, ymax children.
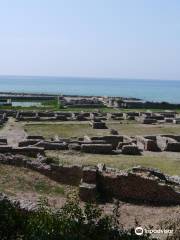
<box><xmin>0</xmin><ymin>154</ymin><xmax>179</xmax><ymax>206</ymax></box>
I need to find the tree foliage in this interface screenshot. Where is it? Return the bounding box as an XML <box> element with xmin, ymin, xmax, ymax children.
<box><xmin>0</xmin><ymin>195</ymin><xmax>156</xmax><ymax>240</ymax></box>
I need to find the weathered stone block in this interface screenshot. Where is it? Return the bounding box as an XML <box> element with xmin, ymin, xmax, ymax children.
<box><xmin>68</xmin><ymin>143</ymin><xmax>81</xmax><ymax>151</ymax></box>
<box><xmin>27</xmin><ymin>135</ymin><xmax>44</xmax><ymax>140</ymax></box>
<box><xmin>82</xmin><ymin>167</ymin><xmax>97</xmax><ymax>184</ymax></box>
<box><xmin>79</xmin><ymin>183</ymin><xmax>97</xmax><ymax>202</ymax></box>
<box><xmin>81</xmin><ymin>144</ymin><xmax>113</xmax><ymax>154</ymax></box>
<box><xmin>121</xmin><ymin>145</ymin><xmax>140</xmax><ymax>155</ymax></box>
<box><xmin>35</xmin><ymin>141</ymin><xmax>68</xmax><ymax>150</ymax></box>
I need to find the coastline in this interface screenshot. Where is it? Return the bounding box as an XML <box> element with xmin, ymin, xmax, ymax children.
<box><xmin>0</xmin><ymin>92</ymin><xmax>180</xmax><ymax>111</ymax></box>
<box><xmin>0</xmin><ymin>76</ymin><xmax>180</xmax><ymax>103</ymax></box>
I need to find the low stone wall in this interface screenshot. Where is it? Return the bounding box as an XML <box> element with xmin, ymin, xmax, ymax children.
<box><xmin>81</xmin><ymin>144</ymin><xmax>113</xmax><ymax>154</ymax></box>
<box><xmin>27</xmin><ymin>135</ymin><xmax>45</xmax><ymax>140</ymax></box>
<box><xmin>68</xmin><ymin>143</ymin><xmax>81</xmax><ymax>151</ymax></box>
<box><xmin>108</xmin><ymin>112</ymin><xmax>124</xmax><ymax>120</ymax></box>
<box><xmin>2</xmin><ymin>109</ymin><xmax>177</xmax><ymax>125</ymax></box>
<box><xmin>0</xmin><ymin>154</ymin><xmax>179</xmax><ymax>205</ymax></box>
<box><xmin>55</xmin><ymin>115</ymin><xmax>68</xmax><ymax>121</ymax></box>
<box><xmin>156</xmin><ymin>136</ymin><xmax>180</xmax><ymax>152</ymax></box>
<box><xmin>80</xmin><ymin>165</ymin><xmax>180</xmax><ymax>205</ymax></box>
<box><xmin>0</xmin><ymin>138</ymin><xmax>8</xmax><ymax>145</ymax></box>
<box><xmin>136</xmin><ymin>117</ymin><xmax>157</xmax><ymax>124</ymax></box>
<box><xmin>18</xmin><ymin>133</ymin><xmax>180</xmax><ymax>154</ymax></box>
<box><xmin>89</xmin><ymin>121</ymin><xmax>107</xmax><ymax>129</ymax></box>
<box><xmin>17</xmin><ymin>116</ymin><xmax>40</xmax><ymax>121</ymax></box>
<box><xmin>173</xmin><ymin>119</ymin><xmax>180</xmax><ymax>124</ymax></box>
<box><xmin>166</xmin><ymin>142</ymin><xmax>180</xmax><ymax>152</ymax></box>
<box><xmin>19</xmin><ymin>140</ymin><xmax>41</xmax><ymax>147</ymax></box>
<box><xmin>0</xmin><ymin>154</ymin><xmax>82</xmax><ymax>186</ymax></box>
<box><xmin>0</xmin><ymin>145</ymin><xmax>44</xmax><ymax>157</ymax></box>
<box><xmin>12</xmin><ymin>147</ymin><xmax>45</xmax><ymax>157</ymax></box>
<box><xmin>35</xmin><ymin>141</ymin><xmax>68</xmax><ymax>150</ymax></box>
<box><xmin>90</xmin><ymin>135</ymin><xmax>124</xmax><ymax>149</ymax></box>
<box><xmin>136</xmin><ymin>136</ymin><xmax>159</xmax><ymax>151</ymax></box>
<box><xmin>50</xmin><ymin>164</ymin><xmax>82</xmax><ymax>185</ymax></box>
<box><xmin>149</xmin><ymin>115</ymin><xmax>164</xmax><ymax>120</ymax></box>
<box><xmin>0</xmin><ymin>146</ymin><xmax>13</xmax><ymax>153</ymax></box>
<box><xmin>0</xmin><ymin>192</ymin><xmax>37</xmax><ymax>213</ymax></box>
<box><xmin>121</xmin><ymin>145</ymin><xmax>140</xmax><ymax>155</ymax></box>
<box><xmin>97</xmin><ymin>170</ymin><xmax>180</xmax><ymax>205</ymax></box>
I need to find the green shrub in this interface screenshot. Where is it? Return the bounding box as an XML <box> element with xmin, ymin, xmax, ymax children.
<box><xmin>0</xmin><ymin>195</ymin><xmax>155</xmax><ymax>240</ymax></box>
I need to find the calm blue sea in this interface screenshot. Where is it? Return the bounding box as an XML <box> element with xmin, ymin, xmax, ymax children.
<box><xmin>0</xmin><ymin>76</ymin><xmax>180</xmax><ymax>103</ymax></box>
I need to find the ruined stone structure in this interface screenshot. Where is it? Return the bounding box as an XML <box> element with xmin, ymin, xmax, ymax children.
<box><xmin>0</xmin><ymin>112</ymin><xmax>8</xmax><ymax>126</ymax></box>
<box><xmin>103</xmin><ymin>96</ymin><xmax>180</xmax><ymax>109</ymax></box>
<box><xmin>15</xmin><ymin>132</ymin><xmax>180</xmax><ymax>156</ymax></box>
<box><xmin>62</xmin><ymin>96</ymin><xmax>104</xmax><ymax>108</ymax></box>
<box><xmin>0</xmin><ymin>108</ymin><xmax>179</xmax><ymax>125</ymax></box>
<box><xmin>136</xmin><ymin>111</ymin><xmax>180</xmax><ymax>124</ymax></box>
<box><xmin>156</xmin><ymin>135</ymin><xmax>180</xmax><ymax>152</ymax></box>
<box><xmin>81</xmin><ymin>144</ymin><xmax>113</xmax><ymax>154</ymax></box>
<box><xmin>0</xmin><ymin>192</ymin><xmax>37</xmax><ymax>213</ymax></box>
<box><xmin>0</xmin><ymin>153</ymin><xmax>179</xmax><ymax>205</ymax></box>
<box><xmin>136</xmin><ymin>136</ymin><xmax>160</xmax><ymax>151</ymax></box>
<box><xmin>89</xmin><ymin>120</ymin><xmax>107</xmax><ymax>129</ymax></box>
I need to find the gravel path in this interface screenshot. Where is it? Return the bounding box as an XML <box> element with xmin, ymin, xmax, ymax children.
<box><xmin>0</xmin><ymin>118</ymin><xmax>27</xmax><ymax>146</ymax></box>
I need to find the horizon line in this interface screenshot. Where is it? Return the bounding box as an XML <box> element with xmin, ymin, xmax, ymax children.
<box><xmin>0</xmin><ymin>74</ymin><xmax>180</xmax><ymax>82</ymax></box>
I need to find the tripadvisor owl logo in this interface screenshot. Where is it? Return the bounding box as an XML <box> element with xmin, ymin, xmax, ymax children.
<box><xmin>135</xmin><ymin>227</ymin><xmax>144</xmax><ymax>236</ymax></box>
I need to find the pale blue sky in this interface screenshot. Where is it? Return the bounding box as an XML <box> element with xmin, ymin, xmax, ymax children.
<box><xmin>0</xmin><ymin>0</ymin><xmax>180</xmax><ymax>80</ymax></box>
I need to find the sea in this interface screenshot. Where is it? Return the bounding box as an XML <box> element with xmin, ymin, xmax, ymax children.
<box><xmin>0</xmin><ymin>75</ymin><xmax>180</xmax><ymax>103</ymax></box>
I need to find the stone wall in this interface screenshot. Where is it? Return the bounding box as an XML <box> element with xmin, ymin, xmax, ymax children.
<box><xmin>80</xmin><ymin>165</ymin><xmax>180</xmax><ymax>205</ymax></box>
<box><xmin>81</xmin><ymin>144</ymin><xmax>113</xmax><ymax>154</ymax></box>
<box><xmin>0</xmin><ymin>192</ymin><xmax>37</xmax><ymax>213</ymax></box>
<box><xmin>0</xmin><ymin>154</ymin><xmax>82</xmax><ymax>186</ymax></box>
<box><xmin>0</xmin><ymin>109</ymin><xmax>178</xmax><ymax>125</ymax></box>
<box><xmin>89</xmin><ymin>120</ymin><xmax>107</xmax><ymax>129</ymax></box>
<box><xmin>0</xmin><ymin>154</ymin><xmax>179</xmax><ymax>205</ymax></box>
<box><xmin>157</xmin><ymin>135</ymin><xmax>180</xmax><ymax>152</ymax></box>
<box><xmin>89</xmin><ymin>135</ymin><xmax>124</xmax><ymax>149</ymax></box>
<box><xmin>16</xmin><ymin>133</ymin><xmax>180</xmax><ymax>155</ymax></box>
<box><xmin>136</xmin><ymin>136</ymin><xmax>160</xmax><ymax>151</ymax></box>
<box><xmin>97</xmin><ymin>171</ymin><xmax>180</xmax><ymax>205</ymax></box>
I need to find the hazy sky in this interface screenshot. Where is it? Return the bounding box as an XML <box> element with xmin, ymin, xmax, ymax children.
<box><xmin>0</xmin><ymin>0</ymin><xmax>180</xmax><ymax>80</ymax></box>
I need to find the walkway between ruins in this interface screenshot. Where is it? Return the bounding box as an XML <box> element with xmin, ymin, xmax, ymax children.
<box><xmin>0</xmin><ymin>117</ymin><xmax>27</xmax><ymax>146</ymax></box>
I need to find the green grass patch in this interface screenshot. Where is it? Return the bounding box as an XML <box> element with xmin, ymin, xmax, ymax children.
<box><xmin>34</xmin><ymin>180</ymin><xmax>64</xmax><ymax>195</ymax></box>
<box><xmin>24</xmin><ymin>122</ymin><xmax>110</xmax><ymax>139</ymax></box>
<box><xmin>24</xmin><ymin>121</ymin><xmax>180</xmax><ymax>139</ymax></box>
<box><xmin>0</xmin><ymin>98</ymin><xmax>59</xmax><ymax>111</ymax></box>
<box><xmin>46</xmin><ymin>150</ymin><xmax>180</xmax><ymax>176</ymax></box>
<box><xmin>61</xmin><ymin>106</ymin><xmax>118</xmax><ymax>112</ymax></box>
<box><xmin>0</xmin><ymin>165</ymin><xmax>72</xmax><ymax>197</ymax></box>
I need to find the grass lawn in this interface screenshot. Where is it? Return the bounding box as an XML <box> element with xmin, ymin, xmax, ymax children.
<box><xmin>0</xmin><ymin>165</ymin><xmax>75</xmax><ymax>197</ymax></box>
<box><xmin>24</xmin><ymin>122</ymin><xmax>110</xmax><ymax>139</ymax></box>
<box><xmin>107</xmin><ymin>122</ymin><xmax>180</xmax><ymax>135</ymax></box>
<box><xmin>0</xmin><ymin>99</ymin><xmax>59</xmax><ymax>111</ymax></box>
<box><xmin>24</xmin><ymin>121</ymin><xmax>180</xmax><ymax>139</ymax></box>
<box><xmin>46</xmin><ymin>150</ymin><xmax>180</xmax><ymax>176</ymax></box>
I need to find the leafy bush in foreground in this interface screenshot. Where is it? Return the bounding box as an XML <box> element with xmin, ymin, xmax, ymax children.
<box><xmin>0</xmin><ymin>194</ymin><xmax>156</xmax><ymax>240</ymax></box>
